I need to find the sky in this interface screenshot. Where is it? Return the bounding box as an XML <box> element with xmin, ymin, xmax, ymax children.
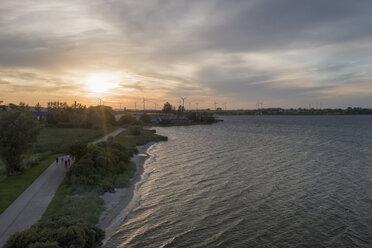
<box><xmin>0</xmin><ymin>0</ymin><xmax>372</xmax><ymax>110</ymax></box>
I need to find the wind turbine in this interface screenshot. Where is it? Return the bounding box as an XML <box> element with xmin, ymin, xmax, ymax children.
<box><xmin>180</xmin><ymin>97</ymin><xmax>187</xmax><ymax>109</ymax></box>
<box><xmin>142</xmin><ymin>97</ymin><xmax>149</xmax><ymax>111</ymax></box>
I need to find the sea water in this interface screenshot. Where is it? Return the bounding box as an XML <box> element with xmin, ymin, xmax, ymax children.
<box><xmin>106</xmin><ymin>115</ymin><xmax>372</xmax><ymax>247</ymax></box>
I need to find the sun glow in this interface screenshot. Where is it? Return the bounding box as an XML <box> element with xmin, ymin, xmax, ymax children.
<box><xmin>86</xmin><ymin>73</ymin><xmax>116</xmax><ymax>93</ymax></box>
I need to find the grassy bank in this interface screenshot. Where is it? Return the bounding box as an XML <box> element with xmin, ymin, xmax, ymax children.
<box><xmin>32</xmin><ymin>127</ymin><xmax>106</xmax><ymax>154</ymax></box>
<box><xmin>0</xmin><ymin>159</ymin><xmax>5</xmax><ymax>181</ymax></box>
<box><xmin>0</xmin><ymin>127</ymin><xmax>113</xmax><ymax>214</ymax></box>
<box><xmin>0</xmin><ymin>154</ymin><xmax>62</xmax><ymax>214</ymax></box>
<box><xmin>6</xmin><ymin>126</ymin><xmax>167</xmax><ymax>247</ymax></box>
<box><xmin>42</xmin><ymin>127</ymin><xmax>167</xmax><ymax>222</ymax></box>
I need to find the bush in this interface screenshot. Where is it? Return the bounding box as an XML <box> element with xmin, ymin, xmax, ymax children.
<box><xmin>4</xmin><ymin>216</ymin><xmax>104</xmax><ymax>248</ymax></box>
<box><xmin>68</xmin><ymin>143</ymin><xmax>88</xmax><ymax>161</ymax></box>
<box><xmin>128</xmin><ymin>126</ymin><xmax>141</xmax><ymax>136</ymax></box>
<box><xmin>139</xmin><ymin>114</ymin><xmax>152</xmax><ymax>124</ymax></box>
<box><xmin>131</xmin><ymin>120</ymin><xmax>144</xmax><ymax>126</ymax></box>
<box><xmin>64</xmin><ymin>193</ymin><xmax>105</xmax><ymax>224</ymax></box>
<box><xmin>67</xmin><ymin>141</ymin><xmax>130</xmax><ymax>193</ymax></box>
<box><xmin>118</xmin><ymin>114</ymin><xmax>136</xmax><ymax>125</ymax></box>
<box><xmin>114</xmin><ymin>173</ymin><xmax>130</xmax><ymax>188</ymax></box>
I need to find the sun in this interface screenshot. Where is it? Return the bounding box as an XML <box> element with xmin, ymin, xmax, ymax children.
<box><xmin>86</xmin><ymin>74</ymin><xmax>114</xmax><ymax>93</ymax></box>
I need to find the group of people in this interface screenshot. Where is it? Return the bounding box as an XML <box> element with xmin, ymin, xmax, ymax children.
<box><xmin>55</xmin><ymin>156</ymin><xmax>73</xmax><ymax>169</ymax></box>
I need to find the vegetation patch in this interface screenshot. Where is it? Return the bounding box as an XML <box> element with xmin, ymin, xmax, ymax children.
<box><xmin>114</xmin><ymin>162</ymin><xmax>137</xmax><ymax>188</ymax></box>
<box><xmin>5</xmin><ymin>126</ymin><xmax>168</xmax><ymax>247</ymax></box>
<box><xmin>0</xmin><ymin>154</ymin><xmax>62</xmax><ymax>214</ymax></box>
<box><xmin>32</xmin><ymin>127</ymin><xmax>105</xmax><ymax>154</ymax></box>
<box><xmin>114</xmin><ymin>128</ymin><xmax>168</xmax><ymax>150</ymax></box>
<box><xmin>4</xmin><ymin>215</ymin><xmax>104</xmax><ymax>248</ymax></box>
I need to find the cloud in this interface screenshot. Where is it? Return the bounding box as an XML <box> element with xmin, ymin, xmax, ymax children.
<box><xmin>1</xmin><ymin>0</ymin><xmax>372</xmax><ymax>107</ymax></box>
<box><xmin>0</xmin><ymin>80</ymin><xmax>10</xmax><ymax>85</ymax></box>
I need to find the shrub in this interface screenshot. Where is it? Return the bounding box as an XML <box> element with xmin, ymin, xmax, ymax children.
<box><xmin>131</xmin><ymin>120</ymin><xmax>144</xmax><ymax>126</ymax></box>
<box><xmin>67</xmin><ymin>141</ymin><xmax>130</xmax><ymax>193</ymax></box>
<box><xmin>4</xmin><ymin>216</ymin><xmax>104</xmax><ymax>248</ymax></box>
<box><xmin>139</xmin><ymin>114</ymin><xmax>152</xmax><ymax>124</ymax></box>
<box><xmin>68</xmin><ymin>143</ymin><xmax>87</xmax><ymax>161</ymax></box>
<box><xmin>114</xmin><ymin>173</ymin><xmax>130</xmax><ymax>188</ymax></box>
<box><xmin>128</xmin><ymin>126</ymin><xmax>141</xmax><ymax>136</ymax></box>
<box><xmin>118</xmin><ymin>114</ymin><xmax>136</xmax><ymax>125</ymax></box>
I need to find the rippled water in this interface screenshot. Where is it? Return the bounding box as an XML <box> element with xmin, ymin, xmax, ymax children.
<box><xmin>107</xmin><ymin>115</ymin><xmax>372</xmax><ymax>247</ymax></box>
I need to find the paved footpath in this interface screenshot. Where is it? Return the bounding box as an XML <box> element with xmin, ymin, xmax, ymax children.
<box><xmin>0</xmin><ymin>128</ymin><xmax>125</xmax><ymax>247</ymax></box>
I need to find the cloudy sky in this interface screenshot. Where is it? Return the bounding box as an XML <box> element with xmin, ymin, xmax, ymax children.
<box><xmin>1</xmin><ymin>0</ymin><xmax>372</xmax><ymax>109</ymax></box>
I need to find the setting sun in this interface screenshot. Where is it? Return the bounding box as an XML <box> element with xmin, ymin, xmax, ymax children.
<box><xmin>86</xmin><ymin>74</ymin><xmax>115</xmax><ymax>93</ymax></box>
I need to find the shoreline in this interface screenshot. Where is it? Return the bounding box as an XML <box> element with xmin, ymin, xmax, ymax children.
<box><xmin>98</xmin><ymin>142</ymin><xmax>155</xmax><ymax>246</ymax></box>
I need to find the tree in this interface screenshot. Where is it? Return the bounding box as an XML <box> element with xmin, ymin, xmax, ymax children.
<box><xmin>139</xmin><ymin>114</ymin><xmax>152</xmax><ymax>124</ymax></box>
<box><xmin>35</xmin><ymin>102</ymin><xmax>42</xmax><ymax>112</ymax></box>
<box><xmin>0</xmin><ymin>110</ymin><xmax>40</xmax><ymax>174</ymax></box>
<box><xmin>118</xmin><ymin>114</ymin><xmax>136</xmax><ymax>125</ymax></box>
<box><xmin>177</xmin><ymin>105</ymin><xmax>184</xmax><ymax>116</ymax></box>
<box><xmin>162</xmin><ymin>102</ymin><xmax>173</xmax><ymax>113</ymax></box>
<box><xmin>68</xmin><ymin>143</ymin><xmax>87</xmax><ymax>162</ymax></box>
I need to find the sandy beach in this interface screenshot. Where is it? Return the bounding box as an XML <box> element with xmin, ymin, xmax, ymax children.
<box><xmin>98</xmin><ymin>142</ymin><xmax>154</xmax><ymax>245</ymax></box>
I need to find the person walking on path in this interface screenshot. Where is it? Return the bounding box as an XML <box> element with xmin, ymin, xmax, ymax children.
<box><xmin>67</xmin><ymin>157</ymin><xmax>71</xmax><ymax>167</ymax></box>
<box><xmin>64</xmin><ymin>160</ymin><xmax>67</xmax><ymax>169</ymax></box>
<box><xmin>61</xmin><ymin>157</ymin><xmax>64</xmax><ymax>165</ymax></box>
<box><xmin>56</xmin><ymin>157</ymin><xmax>59</xmax><ymax>165</ymax></box>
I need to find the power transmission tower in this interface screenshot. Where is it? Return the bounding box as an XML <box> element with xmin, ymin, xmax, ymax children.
<box><xmin>195</xmin><ymin>103</ymin><xmax>199</xmax><ymax>111</ymax></box>
<box><xmin>214</xmin><ymin>101</ymin><xmax>217</xmax><ymax>110</ymax></box>
<box><xmin>97</xmin><ymin>98</ymin><xmax>104</xmax><ymax>106</ymax></box>
<box><xmin>256</xmin><ymin>101</ymin><xmax>263</xmax><ymax>109</ymax></box>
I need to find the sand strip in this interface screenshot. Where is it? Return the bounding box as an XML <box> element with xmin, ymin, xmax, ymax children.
<box><xmin>98</xmin><ymin>142</ymin><xmax>154</xmax><ymax>245</ymax></box>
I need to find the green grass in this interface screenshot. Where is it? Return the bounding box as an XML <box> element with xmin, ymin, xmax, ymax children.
<box><xmin>42</xmin><ymin>127</ymin><xmax>167</xmax><ymax>227</ymax></box>
<box><xmin>0</xmin><ymin>154</ymin><xmax>62</xmax><ymax>214</ymax></box>
<box><xmin>42</xmin><ymin>178</ymin><xmax>70</xmax><ymax>220</ymax></box>
<box><xmin>32</xmin><ymin>127</ymin><xmax>106</xmax><ymax>154</ymax></box>
<box><xmin>114</xmin><ymin>161</ymin><xmax>137</xmax><ymax>188</ymax></box>
<box><xmin>114</xmin><ymin>128</ymin><xmax>167</xmax><ymax>150</ymax></box>
<box><xmin>42</xmin><ymin>180</ymin><xmax>105</xmax><ymax>225</ymax></box>
<box><xmin>0</xmin><ymin>158</ymin><xmax>6</xmax><ymax>181</ymax></box>
<box><xmin>0</xmin><ymin>126</ymin><xmax>118</xmax><ymax>214</ymax></box>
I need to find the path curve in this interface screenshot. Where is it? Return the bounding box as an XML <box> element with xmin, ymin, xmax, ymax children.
<box><xmin>0</xmin><ymin>128</ymin><xmax>125</xmax><ymax>247</ymax></box>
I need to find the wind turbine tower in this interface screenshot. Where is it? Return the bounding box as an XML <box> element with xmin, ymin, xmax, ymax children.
<box><xmin>223</xmin><ymin>102</ymin><xmax>227</xmax><ymax>110</ymax></box>
<box><xmin>180</xmin><ymin>97</ymin><xmax>187</xmax><ymax>109</ymax></box>
<box><xmin>142</xmin><ymin>97</ymin><xmax>148</xmax><ymax>111</ymax></box>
